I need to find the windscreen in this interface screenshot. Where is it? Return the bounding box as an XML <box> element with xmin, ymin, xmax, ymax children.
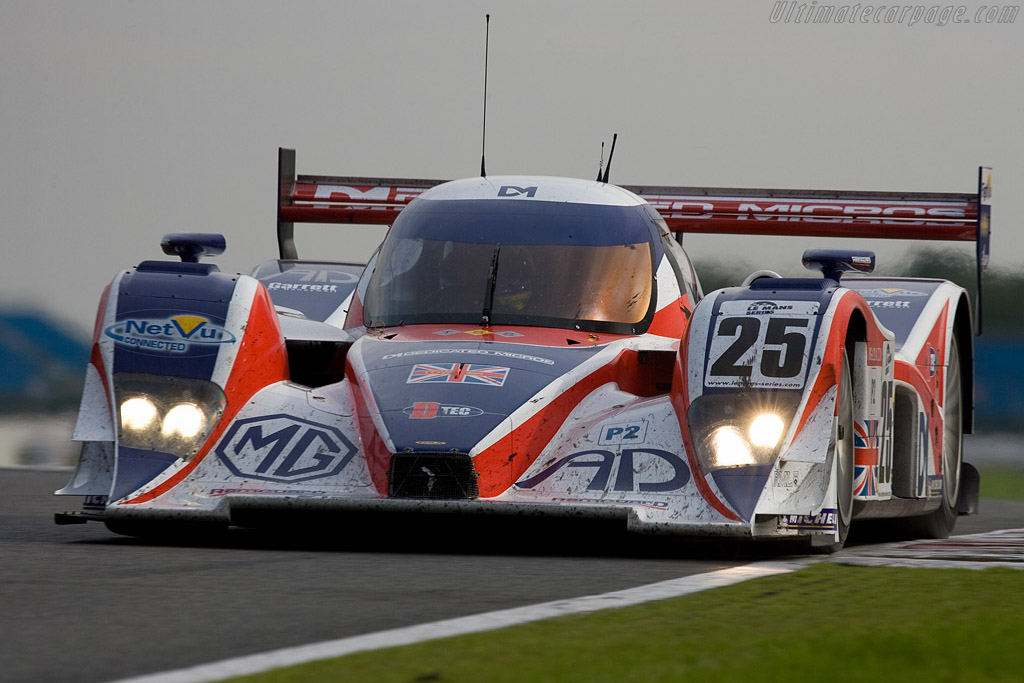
<box><xmin>362</xmin><ymin>199</ymin><xmax>659</xmax><ymax>334</ymax></box>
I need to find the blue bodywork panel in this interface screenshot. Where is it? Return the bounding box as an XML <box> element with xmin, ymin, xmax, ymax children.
<box><xmin>109</xmin><ymin>262</ymin><xmax>239</xmax><ymax>381</ymax></box>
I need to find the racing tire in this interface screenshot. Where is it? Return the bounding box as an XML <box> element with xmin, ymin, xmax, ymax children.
<box><xmin>899</xmin><ymin>336</ymin><xmax>964</xmax><ymax>539</ymax></box>
<box><xmin>811</xmin><ymin>351</ymin><xmax>855</xmax><ymax>554</ymax></box>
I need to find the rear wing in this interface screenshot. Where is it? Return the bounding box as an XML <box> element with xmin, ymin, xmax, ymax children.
<box><xmin>276</xmin><ymin>148</ymin><xmax>991</xmax><ymax>328</ymax></box>
<box><xmin>623</xmin><ymin>183</ymin><xmax>985</xmax><ymax>242</ymax></box>
<box><xmin>622</xmin><ymin>173</ymin><xmax>993</xmax><ymax>332</ymax></box>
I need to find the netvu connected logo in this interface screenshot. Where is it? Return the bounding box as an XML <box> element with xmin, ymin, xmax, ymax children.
<box><xmin>105</xmin><ymin>314</ymin><xmax>236</xmax><ymax>352</ymax></box>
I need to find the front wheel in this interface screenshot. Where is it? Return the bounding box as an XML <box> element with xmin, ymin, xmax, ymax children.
<box><xmin>811</xmin><ymin>350</ymin><xmax>855</xmax><ymax>554</ymax></box>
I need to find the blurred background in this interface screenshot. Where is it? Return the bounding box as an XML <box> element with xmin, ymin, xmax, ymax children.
<box><xmin>1</xmin><ymin>1</ymin><xmax>1020</xmax><ymax>468</ymax></box>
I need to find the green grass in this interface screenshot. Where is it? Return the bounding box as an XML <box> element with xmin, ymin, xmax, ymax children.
<box><xmin>228</xmin><ymin>564</ymin><xmax>1024</xmax><ymax>683</ymax></box>
<box><xmin>979</xmin><ymin>466</ymin><xmax>1024</xmax><ymax>501</ymax></box>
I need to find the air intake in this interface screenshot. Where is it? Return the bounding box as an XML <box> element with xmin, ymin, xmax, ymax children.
<box><xmin>388</xmin><ymin>452</ymin><xmax>479</xmax><ymax>499</ymax></box>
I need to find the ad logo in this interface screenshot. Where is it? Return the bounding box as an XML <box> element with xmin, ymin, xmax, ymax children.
<box><xmin>215</xmin><ymin>414</ymin><xmax>357</xmax><ymax>483</ymax></box>
<box><xmin>516</xmin><ymin>448</ymin><xmax>690</xmax><ymax>493</ymax></box>
<box><xmin>407</xmin><ymin>363</ymin><xmax>509</xmax><ymax>386</ymax></box>
<box><xmin>105</xmin><ymin>315</ymin><xmax>235</xmax><ymax>352</ymax></box>
<box><xmin>404</xmin><ymin>402</ymin><xmax>485</xmax><ymax>419</ymax></box>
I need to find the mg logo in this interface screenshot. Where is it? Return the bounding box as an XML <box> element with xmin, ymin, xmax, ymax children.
<box><xmin>497</xmin><ymin>185</ymin><xmax>538</xmax><ymax>198</ymax></box>
<box><xmin>215</xmin><ymin>414</ymin><xmax>357</xmax><ymax>483</ymax></box>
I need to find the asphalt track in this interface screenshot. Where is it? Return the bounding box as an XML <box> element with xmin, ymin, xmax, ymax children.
<box><xmin>3</xmin><ymin>468</ymin><xmax>1022</xmax><ymax>683</ymax></box>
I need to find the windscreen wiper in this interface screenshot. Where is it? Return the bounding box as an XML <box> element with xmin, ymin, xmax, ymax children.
<box><xmin>481</xmin><ymin>244</ymin><xmax>501</xmax><ymax>327</ymax></box>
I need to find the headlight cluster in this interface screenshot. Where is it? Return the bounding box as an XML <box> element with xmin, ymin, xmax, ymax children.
<box><xmin>114</xmin><ymin>373</ymin><xmax>226</xmax><ymax>460</ymax></box>
<box><xmin>687</xmin><ymin>393</ymin><xmax>798</xmax><ymax>471</ymax></box>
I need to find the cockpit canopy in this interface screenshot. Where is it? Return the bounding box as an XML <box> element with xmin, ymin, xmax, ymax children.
<box><xmin>362</xmin><ymin>191</ymin><xmax>665</xmax><ymax>334</ymax></box>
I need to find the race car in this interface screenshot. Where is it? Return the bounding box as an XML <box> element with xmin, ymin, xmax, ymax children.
<box><xmin>56</xmin><ymin>149</ymin><xmax>990</xmax><ymax>551</ymax></box>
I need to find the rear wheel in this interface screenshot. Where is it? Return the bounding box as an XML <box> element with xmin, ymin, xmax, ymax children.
<box><xmin>903</xmin><ymin>336</ymin><xmax>963</xmax><ymax>538</ymax></box>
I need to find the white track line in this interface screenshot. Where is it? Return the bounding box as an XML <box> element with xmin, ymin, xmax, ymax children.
<box><xmin>833</xmin><ymin>528</ymin><xmax>1024</xmax><ymax>570</ymax></box>
<box><xmin>107</xmin><ymin>559</ymin><xmax>808</xmax><ymax>683</ymax></box>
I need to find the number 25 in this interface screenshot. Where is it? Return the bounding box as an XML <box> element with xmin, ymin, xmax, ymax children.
<box><xmin>710</xmin><ymin>317</ymin><xmax>809</xmax><ymax>379</ymax></box>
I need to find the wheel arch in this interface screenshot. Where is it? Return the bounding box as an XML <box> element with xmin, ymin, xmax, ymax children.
<box><xmin>951</xmin><ymin>292</ymin><xmax>974</xmax><ymax>434</ymax></box>
<box><xmin>843</xmin><ymin>305</ymin><xmax>869</xmax><ymax>366</ymax></box>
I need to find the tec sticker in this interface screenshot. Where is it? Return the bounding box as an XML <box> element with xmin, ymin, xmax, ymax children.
<box><xmin>404</xmin><ymin>403</ymin><xmax>485</xmax><ymax>419</ymax></box>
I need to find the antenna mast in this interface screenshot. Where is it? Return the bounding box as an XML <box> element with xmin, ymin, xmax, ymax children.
<box><xmin>601</xmin><ymin>133</ymin><xmax>618</xmax><ymax>183</ymax></box>
<box><xmin>480</xmin><ymin>14</ymin><xmax>490</xmax><ymax>177</ymax></box>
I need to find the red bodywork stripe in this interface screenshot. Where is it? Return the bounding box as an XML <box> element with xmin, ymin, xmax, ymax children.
<box><xmin>121</xmin><ymin>285</ymin><xmax>289</xmax><ymax>505</ymax></box>
<box><xmin>472</xmin><ymin>348</ymin><xmax>675</xmax><ymax>497</ymax></box>
<box><xmin>895</xmin><ymin>361</ymin><xmax>943</xmax><ymax>475</ymax></box>
<box><xmin>647</xmin><ymin>295</ymin><xmax>691</xmax><ymax>340</ymax></box>
<box><xmin>669</xmin><ymin>324</ymin><xmax>741</xmax><ymax>522</ymax></box>
<box><xmin>898</xmin><ymin>301</ymin><xmax>949</xmax><ymax>474</ymax></box>
<box><xmin>90</xmin><ymin>282</ymin><xmax>114</xmax><ymax>407</ymax></box>
<box><xmin>790</xmin><ymin>291</ymin><xmax>883</xmax><ymax>441</ymax></box>
<box><xmin>347</xmin><ymin>365</ymin><xmax>393</xmax><ymax>496</ymax></box>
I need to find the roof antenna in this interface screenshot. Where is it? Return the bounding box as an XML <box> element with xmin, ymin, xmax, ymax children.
<box><xmin>480</xmin><ymin>14</ymin><xmax>490</xmax><ymax>177</ymax></box>
<box><xmin>600</xmin><ymin>133</ymin><xmax>618</xmax><ymax>183</ymax></box>
<box><xmin>596</xmin><ymin>140</ymin><xmax>605</xmax><ymax>182</ymax></box>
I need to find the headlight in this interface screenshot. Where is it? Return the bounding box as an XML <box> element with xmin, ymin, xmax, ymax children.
<box><xmin>161</xmin><ymin>403</ymin><xmax>206</xmax><ymax>439</ymax></box>
<box><xmin>115</xmin><ymin>373</ymin><xmax>226</xmax><ymax>460</ymax></box>
<box><xmin>709</xmin><ymin>426</ymin><xmax>754</xmax><ymax>467</ymax></box>
<box><xmin>120</xmin><ymin>397</ymin><xmax>159</xmax><ymax>431</ymax></box>
<box><xmin>687</xmin><ymin>394</ymin><xmax>798</xmax><ymax>472</ymax></box>
<box><xmin>749</xmin><ymin>413</ymin><xmax>785</xmax><ymax>448</ymax></box>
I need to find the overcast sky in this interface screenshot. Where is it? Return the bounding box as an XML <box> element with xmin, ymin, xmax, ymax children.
<box><xmin>2</xmin><ymin>1</ymin><xmax>1020</xmax><ymax>334</ymax></box>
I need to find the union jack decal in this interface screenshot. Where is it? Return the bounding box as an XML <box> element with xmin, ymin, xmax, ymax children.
<box><xmin>854</xmin><ymin>465</ymin><xmax>877</xmax><ymax>497</ymax></box>
<box><xmin>406</xmin><ymin>363</ymin><xmax>510</xmax><ymax>386</ymax></box>
<box><xmin>854</xmin><ymin>420</ymin><xmax>881</xmax><ymax>498</ymax></box>
<box><xmin>854</xmin><ymin>420</ymin><xmax>880</xmax><ymax>463</ymax></box>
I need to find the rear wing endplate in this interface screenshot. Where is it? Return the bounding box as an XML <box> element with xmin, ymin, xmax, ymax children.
<box><xmin>276</xmin><ymin>148</ymin><xmax>990</xmax><ymax>330</ymax></box>
<box><xmin>976</xmin><ymin>167</ymin><xmax>993</xmax><ymax>333</ymax></box>
<box><xmin>277</xmin><ymin>148</ymin><xmax>444</xmax><ymax>260</ymax></box>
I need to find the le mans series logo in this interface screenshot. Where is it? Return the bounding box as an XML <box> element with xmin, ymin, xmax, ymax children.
<box><xmin>105</xmin><ymin>314</ymin><xmax>236</xmax><ymax>352</ymax></box>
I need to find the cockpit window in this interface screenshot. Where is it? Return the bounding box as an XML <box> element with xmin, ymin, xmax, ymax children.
<box><xmin>362</xmin><ymin>199</ymin><xmax>659</xmax><ymax>334</ymax></box>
